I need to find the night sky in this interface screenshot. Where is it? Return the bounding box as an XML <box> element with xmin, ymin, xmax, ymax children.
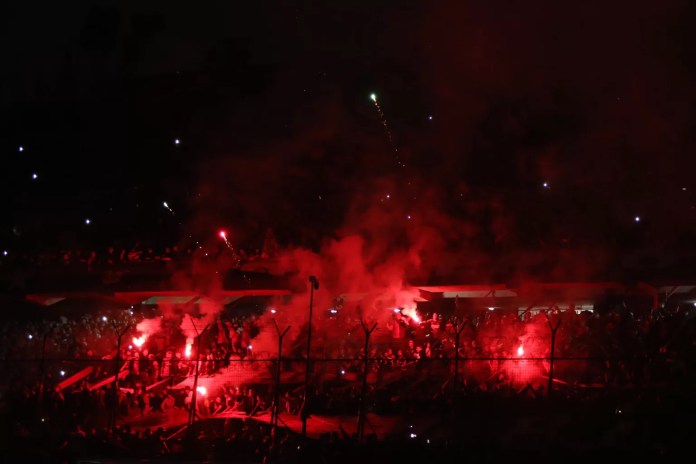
<box><xmin>3</xmin><ymin>1</ymin><xmax>696</xmax><ymax>283</ymax></box>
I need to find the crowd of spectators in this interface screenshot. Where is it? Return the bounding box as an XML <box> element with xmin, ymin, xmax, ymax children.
<box><xmin>2</xmin><ymin>291</ymin><xmax>696</xmax><ymax>461</ymax></box>
<box><xmin>1</xmin><ymin>241</ymin><xmax>274</xmax><ymax>271</ymax></box>
<box><xmin>0</xmin><ymin>232</ymin><xmax>283</xmax><ymax>295</ymax></box>
<box><xmin>0</xmin><ymin>228</ymin><xmax>282</xmax><ymax>288</ymax></box>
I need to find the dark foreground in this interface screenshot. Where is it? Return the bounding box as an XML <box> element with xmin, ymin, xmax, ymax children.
<box><xmin>3</xmin><ymin>392</ymin><xmax>693</xmax><ymax>464</ymax></box>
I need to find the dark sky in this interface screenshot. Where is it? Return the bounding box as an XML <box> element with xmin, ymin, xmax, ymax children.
<box><xmin>3</xmin><ymin>0</ymin><xmax>696</xmax><ymax>278</ymax></box>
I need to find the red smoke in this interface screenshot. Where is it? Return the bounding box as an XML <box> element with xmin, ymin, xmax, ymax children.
<box><xmin>167</xmin><ymin>1</ymin><xmax>696</xmax><ymax>350</ymax></box>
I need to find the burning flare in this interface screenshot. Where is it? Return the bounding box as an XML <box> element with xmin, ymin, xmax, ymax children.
<box><xmin>517</xmin><ymin>345</ymin><xmax>524</xmax><ymax>357</ymax></box>
<box><xmin>401</xmin><ymin>306</ymin><xmax>421</xmax><ymax>324</ymax></box>
<box><xmin>196</xmin><ymin>386</ymin><xmax>207</xmax><ymax>396</ymax></box>
<box><xmin>185</xmin><ymin>338</ymin><xmax>193</xmax><ymax>358</ymax></box>
<box><xmin>132</xmin><ymin>335</ymin><xmax>147</xmax><ymax>348</ymax></box>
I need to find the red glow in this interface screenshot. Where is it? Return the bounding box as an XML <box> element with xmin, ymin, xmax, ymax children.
<box><xmin>517</xmin><ymin>345</ymin><xmax>524</xmax><ymax>356</ymax></box>
<box><xmin>185</xmin><ymin>339</ymin><xmax>193</xmax><ymax>358</ymax></box>
<box><xmin>132</xmin><ymin>335</ymin><xmax>147</xmax><ymax>348</ymax></box>
<box><xmin>401</xmin><ymin>307</ymin><xmax>421</xmax><ymax>324</ymax></box>
<box><xmin>218</xmin><ymin>230</ymin><xmax>227</xmax><ymax>239</ymax></box>
<box><xmin>196</xmin><ymin>386</ymin><xmax>207</xmax><ymax>396</ymax></box>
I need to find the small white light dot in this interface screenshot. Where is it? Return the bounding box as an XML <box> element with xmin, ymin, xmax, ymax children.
<box><xmin>407</xmin><ymin>215</ymin><xmax>412</xmax><ymax>220</ymax></box>
<box><xmin>488</xmin><ymin>307</ymin><xmax>495</xmax><ymax>311</ymax></box>
<box><xmin>2</xmin><ymin>251</ymin><xmax>7</xmax><ymax>256</ymax></box>
<box><xmin>174</xmin><ymin>138</ymin><xmax>180</xmax><ymax>145</ymax></box>
<box><xmin>682</xmin><ymin>187</ymin><xmax>687</xmax><ymax>191</ymax></box>
<box><xmin>634</xmin><ymin>216</ymin><xmax>641</xmax><ymax>222</ymax></box>
<box><xmin>85</xmin><ymin>218</ymin><xmax>91</xmax><ymax>225</ymax></box>
<box><xmin>428</xmin><ymin>115</ymin><xmax>433</xmax><ymax>120</ymax></box>
<box><xmin>18</xmin><ymin>146</ymin><xmax>24</xmax><ymax>152</ymax></box>
<box><xmin>102</xmin><ymin>316</ymin><xmax>107</xmax><ymax>322</ymax></box>
<box><xmin>543</xmin><ymin>182</ymin><xmax>549</xmax><ymax>188</ymax></box>
<box><xmin>31</xmin><ymin>173</ymin><xmax>38</xmax><ymax>180</ymax></box>
<box><xmin>60</xmin><ymin>370</ymin><xmax>65</xmax><ymax>377</ymax></box>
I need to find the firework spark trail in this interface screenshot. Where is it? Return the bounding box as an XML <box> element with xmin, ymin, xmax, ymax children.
<box><xmin>218</xmin><ymin>230</ymin><xmax>233</xmax><ymax>250</ymax></box>
<box><xmin>217</xmin><ymin>229</ymin><xmax>243</xmax><ymax>268</ymax></box>
<box><xmin>370</xmin><ymin>93</ymin><xmax>393</xmax><ymax>144</ymax></box>
<box><xmin>163</xmin><ymin>201</ymin><xmax>175</xmax><ymax>215</ymax></box>
<box><xmin>370</xmin><ymin>93</ymin><xmax>405</xmax><ymax>169</ymax></box>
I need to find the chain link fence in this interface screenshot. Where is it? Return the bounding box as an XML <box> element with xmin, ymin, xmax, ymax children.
<box><xmin>0</xmin><ymin>351</ymin><xmax>657</xmax><ymax>429</ymax></box>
